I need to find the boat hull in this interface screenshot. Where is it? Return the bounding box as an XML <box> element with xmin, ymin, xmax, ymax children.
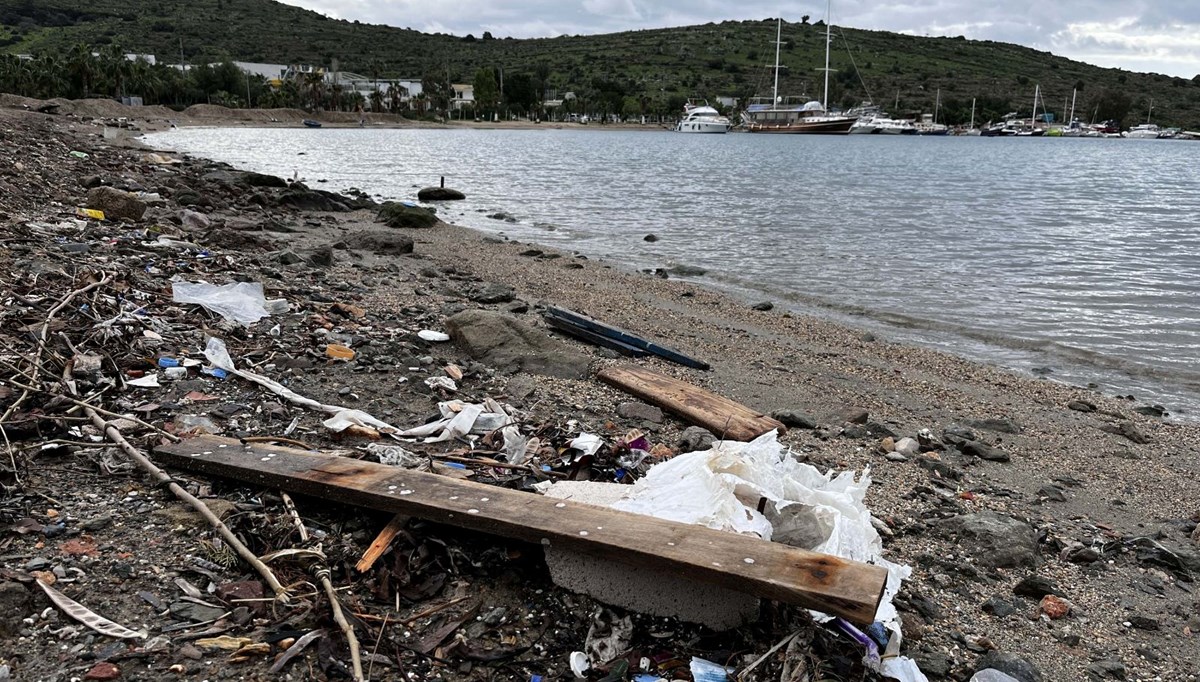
<box><xmin>744</xmin><ymin>117</ymin><xmax>856</xmax><ymax>134</ymax></box>
<box><xmin>675</xmin><ymin>121</ymin><xmax>730</xmax><ymax>133</ymax></box>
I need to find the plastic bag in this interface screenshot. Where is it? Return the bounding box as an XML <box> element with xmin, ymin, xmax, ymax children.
<box><xmin>173</xmin><ymin>281</ymin><xmax>270</xmax><ymax>326</ymax></box>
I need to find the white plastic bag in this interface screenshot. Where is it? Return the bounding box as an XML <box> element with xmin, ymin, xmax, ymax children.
<box><xmin>173</xmin><ymin>281</ymin><xmax>270</xmax><ymax>326</ymax></box>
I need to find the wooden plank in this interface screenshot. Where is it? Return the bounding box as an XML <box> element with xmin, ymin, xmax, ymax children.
<box><xmin>597</xmin><ymin>365</ymin><xmax>786</xmax><ymax>442</ymax></box>
<box><xmin>545</xmin><ymin>306</ymin><xmax>710</xmax><ymax>369</ymax></box>
<box><xmin>355</xmin><ymin>513</ymin><xmax>409</xmax><ymax>573</ymax></box>
<box><xmin>155</xmin><ymin>436</ymin><xmax>886</xmax><ymax>624</ymax></box>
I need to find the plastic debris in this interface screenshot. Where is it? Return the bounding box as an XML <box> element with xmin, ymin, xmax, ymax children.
<box><xmin>76</xmin><ymin>207</ymin><xmax>105</xmax><ymax>220</ymax></box>
<box><xmin>424</xmin><ymin>376</ymin><xmax>457</xmax><ymax>391</ymax></box>
<box><xmin>172</xmin><ymin>281</ymin><xmax>270</xmax><ymax>326</ymax></box>
<box><xmin>126</xmin><ymin>374</ymin><xmax>160</xmax><ymax>388</ymax></box>
<box><xmin>568</xmin><ymin>433</ymin><xmax>603</xmax><ymax>457</ymax></box>
<box><xmin>325</xmin><ymin>344</ymin><xmax>355</xmax><ymax>361</ymax></box>
<box><xmin>688</xmin><ymin>657</ymin><xmax>731</xmax><ymax>682</ymax></box>
<box><xmin>568</xmin><ymin>651</ymin><xmax>589</xmax><ymax>678</ymax></box>
<box><xmin>367</xmin><ymin>443</ymin><xmax>424</xmax><ymax>468</ymax></box>
<box><xmin>399</xmin><ymin>399</ymin><xmax>515</xmax><ymax>443</ymax></box>
<box><xmin>418</xmin><ymin>330</ymin><xmax>450</xmax><ymax>342</ymax></box>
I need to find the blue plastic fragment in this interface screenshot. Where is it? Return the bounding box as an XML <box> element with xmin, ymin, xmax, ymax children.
<box><xmin>865</xmin><ymin>621</ymin><xmax>890</xmax><ymax>649</ymax></box>
<box><xmin>614</xmin><ymin>467</ymin><xmax>627</xmax><ymax>481</ymax></box>
<box><xmin>530</xmin><ymin>676</ymin><xmax>543</xmax><ymax>682</ymax></box>
<box><xmin>441</xmin><ymin>462</ymin><xmax>467</xmax><ymax>469</ymax></box>
<box><xmin>157</xmin><ymin>357</ymin><xmax>181</xmax><ymax>368</ymax></box>
<box><xmin>635</xmin><ymin>676</ymin><xmax>665</xmax><ymax>682</ymax></box>
<box><xmin>401</xmin><ymin>200</ymin><xmax>418</xmax><ymax>207</ymax></box>
<box><xmin>204</xmin><ymin>367</ymin><xmax>228</xmax><ymax>379</ymax></box>
<box><xmin>541</xmin><ymin>465</ymin><xmax>551</xmax><ymax>472</ymax></box>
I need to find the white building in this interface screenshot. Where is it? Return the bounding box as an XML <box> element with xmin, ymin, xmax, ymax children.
<box><xmin>451</xmin><ymin>84</ymin><xmax>474</xmax><ymax>110</ymax></box>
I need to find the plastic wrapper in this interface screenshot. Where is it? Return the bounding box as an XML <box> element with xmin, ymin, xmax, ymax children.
<box><xmin>172</xmin><ymin>281</ymin><xmax>270</xmax><ymax>326</ymax></box>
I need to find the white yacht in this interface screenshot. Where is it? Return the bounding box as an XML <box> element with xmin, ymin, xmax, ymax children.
<box><xmin>850</xmin><ymin>115</ymin><xmax>916</xmax><ymax>134</ymax></box>
<box><xmin>675</xmin><ymin>101</ymin><xmax>731</xmax><ymax>133</ymax></box>
<box><xmin>1125</xmin><ymin>123</ymin><xmax>1162</xmax><ymax>139</ymax></box>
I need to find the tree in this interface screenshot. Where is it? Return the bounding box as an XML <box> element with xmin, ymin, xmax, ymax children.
<box><xmin>472</xmin><ymin>67</ymin><xmax>499</xmax><ymax>119</ymax></box>
<box><xmin>1089</xmin><ymin>88</ymin><xmax>1132</xmax><ymax>126</ymax></box>
<box><xmin>421</xmin><ymin>71</ymin><xmax>452</xmax><ymax>116</ymax></box>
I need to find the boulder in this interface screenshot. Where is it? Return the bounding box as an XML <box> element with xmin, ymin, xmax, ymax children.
<box><xmin>340</xmin><ymin>230</ymin><xmax>414</xmax><ymax>255</ymax></box>
<box><xmin>417</xmin><ymin>187</ymin><xmax>466</xmax><ymax>201</ymax></box>
<box><xmin>180</xmin><ymin>209</ymin><xmax>210</xmax><ymax>231</ymax></box>
<box><xmin>377</xmin><ymin>202</ymin><xmax>438</xmax><ymax>229</ymax></box>
<box><xmin>616</xmin><ymin>402</ymin><xmax>664</xmax><ymax>423</ymax></box>
<box><xmin>240</xmin><ymin>171</ymin><xmax>288</xmax><ymax>188</ymax></box>
<box><xmin>86</xmin><ymin>186</ymin><xmax>146</xmax><ymax>221</ymax></box>
<box><xmin>770</xmin><ymin>409</ymin><xmax>818</xmax><ymax>429</ymax></box>
<box><xmin>937</xmin><ymin>512</ymin><xmax>1039</xmax><ymax>568</ymax></box>
<box><xmin>444</xmin><ymin>310</ymin><xmax>589</xmax><ymax>379</ymax></box>
<box><xmin>470</xmin><ymin>282</ymin><xmax>516</xmax><ymax>304</ymax></box>
<box><xmin>973</xmin><ymin>652</ymin><xmax>1042</xmax><ymax>682</ymax></box>
<box><xmin>679</xmin><ymin>426</ymin><xmax>716</xmax><ymax>451</ymax></box>
<box><xmin>960</xmin><ymin>440</ymin><xmax>1010</xmax><ymax>462</ymax></box>
<box><xmin>275</xmin><ymin>188</ymin><xmax>349</xmax><ymax>212</ymax></box>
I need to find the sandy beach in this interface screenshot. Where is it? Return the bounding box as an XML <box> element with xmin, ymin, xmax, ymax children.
<box><xmin>1</xmin><ymin>99</ymin><xmax>1197</xmax><ymax>681</ymax></box>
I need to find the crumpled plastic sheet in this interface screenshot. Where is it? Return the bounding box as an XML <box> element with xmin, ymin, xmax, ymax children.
<box><xmin>173</xmin><ymin>281</ymin><xmax>270</xmax><ymax>326</ymax></box>
<box><xmin>576</xmin><ymin>430</ymin><xmax>925</xmax><ymax>682</ymax></box>
<box><xmin>569</xmin><ymin>433</ymin><xmax>603</xmax><ymax>457</ymax></box>
<box><xmin>203</xmin><ymin>337</ymin><xmax>401</xmax><ymax>435</ymax></box>
<box><xmin>399</xmin><ymin>399</ymin><xmax>516</xmax><ymax>444</ymax></box>
<box><xmin>367</xmin><ymin>443</ymin><xmax>424</xmax><ymax>468</ymax></box>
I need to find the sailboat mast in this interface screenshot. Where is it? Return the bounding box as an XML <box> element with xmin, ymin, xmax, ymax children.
<box><xmin>934</xmin><ymin>88</ymin><xmax>940</xmax><ymax>124</ymax></box>
<box><xmin>1069</xmin><ymin>88</ymin><xmax>1076</xmax><ymax>123</ymax></box>
<box><xmin>772</xmin><ymin>18</ymin><xmax>781</xmax><ymax>105</ymax></box>
<box><xmin>1147</xmin><ymin>98</ymin><xmax>1153</xmax><ymax>124</ymax></box>
<box><xmin>822</xmin><ymin>0</ymin><xmax>832</xmax><ymax>110</ymax></box>
<box><xmin>969</xmin><ymin>97</ymin><xmax>975</xmax><ymax>129</ymax></box>
<box><xmin>1032</xmin><ymin>84</ymin><xmax>1039</xmax><ymax>125</ymax></box>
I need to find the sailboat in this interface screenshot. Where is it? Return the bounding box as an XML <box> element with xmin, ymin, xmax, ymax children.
<box><xmin>915</xmin><ymin>89</ymin><xmax>949</xmax><ymax>135</ymax></box>
<box><xmin>741</xmin><ymin>1</ymin><xmax>857</xmax><ymax>135</ymax></box>
<box><xmin>959</xmin><ymin>98</ymin><xmax>982</xmax><ymax>135</ymax></box>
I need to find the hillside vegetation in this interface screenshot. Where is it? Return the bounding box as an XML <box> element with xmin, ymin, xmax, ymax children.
<box><xmin>3</xmin><ymin>0</ymin><xmax>1199</xmax><ymax>127</ymax></box>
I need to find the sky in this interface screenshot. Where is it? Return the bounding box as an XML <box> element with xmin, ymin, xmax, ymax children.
<box><xmin>280</xmin><ymin>0</ymin><xmax>1200</xmax><ymax>78</ymax></box>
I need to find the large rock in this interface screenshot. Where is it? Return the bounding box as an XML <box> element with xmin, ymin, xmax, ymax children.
<box><xmin>377</xmin><ymin>202</ymin><xmax>438</xmax><ymax>228</ymax></box>
<box><xmin>0</xmin><ymin>581</ymin><xmax>30</xmax><ymax>636</ymax></box>
<box><xmin>470</xmin><ymin>282</ymin><xmax>516</xmax><ymax>304</ymax></box>
<box><xmin>86</xmin><ymin>186</ymin><xmax>146</xmax><ymax>221</ymax></box>
<box><xmin>417</xmin><ymin>187</ymin><xmax>466</xmax><ymax>201</ymax></box>
<box><xmin>444</xmin><ymin>310</ymin><xmax>589</xmax><ymax>378</ymax></box>
<box><xmin>973</xmin><ymin>652</ymin><xmax>1042</xmax><ymax>682</ymax></box>
<box><xmin>275</xmin><ymin>187</ymin><xmax>349</xmax><ymax>212</ymax></box>
<box><xmin>937</xmin><ymin>512</ymin><xmax>1039</xmax><ymax>568</ymax></box>
<box><xmin>341</xmin><ymin>230</ymin><xmax>414</xmax><ymax>255</ymax></box>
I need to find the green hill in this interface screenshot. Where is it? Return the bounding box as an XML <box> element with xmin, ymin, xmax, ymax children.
<box><xmin>3</xmin><ymin>0</ymin><xmax>1199</xmax><ymax>127</ymax></box>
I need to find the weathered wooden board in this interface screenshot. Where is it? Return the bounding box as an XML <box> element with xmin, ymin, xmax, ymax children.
<box><xmin>597</xmin><ymin>365</ymin><xmax>786</xmax><ymax>442</ymax></box>
<box><xmin>155</xmin><ymin>436</ymin><xmax>885</xmax><ymax>624</ymax></box>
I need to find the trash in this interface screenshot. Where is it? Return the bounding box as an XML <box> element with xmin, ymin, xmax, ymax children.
<box><xmin>584</xmin><ymin>607</ymin><xmax>633</xmax><ymax>665</ymax></box>
<box><xmin>175</xmin><ymin>415</ymin><xmax>219</xmax><ymax>434</ymax></box>
<box><xmin>325</xmin><ymin>344</ymin><xmax>355</xmax><ymax>361</ymax></box>
<box><xmin>424</xmin><ymin>376</ymin><xmax>457</xmax><ymax>391</ymax></box>
<box><xmin>399</xmin><ymin>400</ymin><xmax>514</xmax><ymax>443</ymax></box>
<box><xmin>157</xmin><ymin>357</ymin><xmax>181</xmax><ymax>368</ymax></box>
<box><xmin>69</xmin><ymin>150</ymin><xmax>89</xmax><ymax>159</ymax></box>
<box><xmin>172</xmin><ymin>281</ymin><xmax>271</xmax><ymax>326</ymax></box>
<box><xmin>689</xmin><ymin>657</ymin><xmax>731</xmax><ymax>682</ymax></box>
<box><xmin>36</xmin><ymin>579</ymin><xmax>146</xmax><ymax>639</ymax></box>
<box><xmin>598</xmin><ymin>365</ymin><xmax>785</xmax><ymax>442</ymax></box>
<box><xmin>418</xmin><ymin>330</ymin><xmax>450</xmax><ymax>342</ymax></box>
<box><xmin>126</xmin><ymin>374</ymin><xmax>160</xmax><ymax>388</ymax></box>
<box><xmin>544</xmin><ymin>306</ymin><xmax>708</xmax><ymax>369</ymax></box>
<box><xmin>368</xmin><ymin>443</ymin><xmax>424</xmax><ymax>468</ymax></box>
<box><xmin>75</xmin><ymin>207</ymin><xmax>105</xmax><ymax>220</ymax></box>
<box><xmin>568</xmin><ymin>433</ymin><xmax>604</xmax><ymax>457</ymax></box>
<box><xmin>164</xmin><ymin>366</ymin><xmax>187</xmax><ymax>380</ymax></box>
<box><xmin>569</xmin><ymin>651</ymin><xmax>590</xmax><ymax>678</ymax></box>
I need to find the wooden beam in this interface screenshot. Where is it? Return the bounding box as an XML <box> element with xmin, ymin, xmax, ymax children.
<box><xmin>355</xmin><ymin>513</ymin><xmax>409</xmax><ymax>573</ymax></box>
<box><xmin>597</xmin><ymin>365</ymin><xmax>786</xmax><ymax>442</ymax></box>
<box><xmin>155</xmin><ymin>436</ymin><xmax>886</xmax><ymax>624</ymax></box>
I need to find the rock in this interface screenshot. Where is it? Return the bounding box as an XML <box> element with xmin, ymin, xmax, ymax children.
<box><xmin>665</xmin><ymin>264</ymin><xmax>707</xmax><ymax>277</ymax></box>
<box><xmin>752</xmin><ymin>301</ymin><xmax>774</xmax><ymax>311</ymax></box>
<box><xmin>941</xmin><ymin>425</ymin><xmax>977</xmax><ymax>445</ymax></box>
<box><xmin>341</xmin><ymin>230</ymin><xmax>414</xmax><ymax>255</ymax></box>
<box><xmin>937</xmin><ymin>512</ymin><xmax>1039</xmax><ymax>568</ymax></box>
<box><xmin>616</xmin><ymin>402</ymin><xmax>664</xmax><ymax>423</ymax></box>
<box><xmin>276</xmin><ymin>250</ymin><xmax>304</xmax><ymax>265</ymax></box>
<box><xmin>180</xmin><ymin>209</ymin><xmax>210</xmax><ymax>231</ymax></box>
<box><xmin>308</xmin><ymin>245</ymin><xmax>334</xmax><ymax>267</ymax></box>
<box><xmin>894</xmin><ymin>437</ymin><xmax>919</xmax><ymax>456</ymax></box>
<box><xmin>216</xmin><ymin>581</ymin><xmax>264</xmax><ymax>613</ymax></box>
<box><xmin>770</xmin><ymin>409</ymin><xmax>818</xmax><ymax>429</ymax></box>
<box><xmin>679</xmin><ymin>426</ymin><xmax>716</xmax><ymax>451</ymax></box>
<box><xmin>1128</xmin><ymin>615</ymin><xmax>1159</xmax><ymax>630</ymax></box>
<box><xmin>1133</xmin><ymin>404</ymin><xmax>1166</xmax><ymax>418</ymax></box>
<box><xmin>973</xmin><ymin>652</ymin><xmax>1042</xmax><ymax>682</ymax></box>
<box><xmin>971</xmin><ymin>671</ymin><xmax>1021</xmax><ymax>682</ymax></box>
<box><xmin>169</xmin><ymin>600</ymin><xmax>227</xmax><ymax>622</ymax></box>
<box><xmin>83</xmin><ymin>662</ymin><xmax>121</xmax><ymax>680</ymax></box>
<box><xmin>470</xmin><ymin>282</ymin><xmax>516</xmax><ymax>304</ymax></box>
<box><xmin>1039</xmin><ymin>594</ymin><xmax>1070</xmax><ymax>619</ymax></box>
<box><xmin>444</xmin><ymin>310</ymin><xmax>590</xmax><ymax>379</ymax></box>
<box><xmin>917</xmin><ymin>455</ymin><xmax>961</xmax><ymax>479</ymax></box>
<box><xmin>1061</xmin><ymin>542</ymin><xmax>1101</xmax><ymax>564</ymax></box>
<box><xmin>276</xmin><ymin>188</ymin><xmax>348</xmax><ymax>212</ymax></box>
<box><xmin>82</xmin><ymin>174</ymin><xmax>104</xmax><ymax>189</ymax></box>
<box><xmin>1101</xmin><ymin>421</ymin><xmax>1150</xmax><ymax>444</ymax></box>
<box><xmin>0</xmin><ymin>582</ymin><xmax>30</xmax><ymax>637</ymax></box>
<box><xmin>241</xmin><ymin>171</ymin><xmax>288</xmax><ymax>188</ymax></box>
<box><xmin>912</xmin><ymin>651</ymin><xmax>952</xmax><ymax>679</ymax></box>
<box><xmin>1013</xmin><ymin>575</ymin><xmax>1064</xmax><ymax>599</ymax></box>
<box><xmin>1036</xmin><ymin>485</ymin><xmax>1066</xmax><ymax>501</ymax></box>
<box><xmin>506</xmin><ymin>301</ymin><xmax>529</xmax><ymax>314</ymax></box>
<box><xmin>899</xmin><ymin>611</ymin><xmax>925</xmax><ymax>642</ymax></box>
<box><xmin>960</xmin><ymin>440</ymin><xmax>1010</xmax><ymax>462</ymax></box>
<box><xmin>982</xmin><ymin>595</ymin><xmax>1017</xmax><ymax>617</ymax></box>
<box><xmin>1085</xmin><ymin>660</ymin><xmax>1126</xmax><ymax>680</ymax></box>
<box><xmin>417</xmin><ymin>187</ymin><xmax>465</xmax><ymax>201</ymax></box>
<box><xmin>828</xmin><ymin>407</ymin><xmax>869</xmax><ymax>425</ymax></box>
<box><xmin>86</xmin><ymin>186</ymin><xmax>146</xmax><ymax>221</ymax></box>
<box><xmin>643</xmin><ymin>234</ymin><xmax>659</xmax><ymax>242</ymax></box>
<box><xmin>1067</xmin><ymin>399</ymin><xmax>1096</xmax><ymax>412</ymax></box>
<box><xmin>377</xmin><ymin>202</ymin><xmax>439</xmax><ymax>228</ymax></box>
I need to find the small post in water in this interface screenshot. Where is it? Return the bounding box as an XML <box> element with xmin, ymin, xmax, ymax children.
<box><xmin>440</xmin><ymin>176</ymin><xmax>445</xmax><ymax>188</ymax></box>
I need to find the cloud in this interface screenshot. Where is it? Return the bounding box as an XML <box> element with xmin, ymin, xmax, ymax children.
<box><xmin>279</xmin><ymin>0</ymin><xmax>1200</xmax><ymax>77</ymax></box>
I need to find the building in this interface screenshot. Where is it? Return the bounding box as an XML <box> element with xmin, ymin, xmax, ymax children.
<box><xmin>451</xmin><ymin>84</ymin><xmax>474</xmax><ymax>110</ymax></box>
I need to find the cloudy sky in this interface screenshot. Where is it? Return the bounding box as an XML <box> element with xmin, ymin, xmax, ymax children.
<box><xmin>282</xmin><ymin>0</ymin><xmax>1200</xmax><ymax>78</ymax></box>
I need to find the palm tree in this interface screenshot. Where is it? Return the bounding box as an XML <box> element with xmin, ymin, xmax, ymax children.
<box><xmin>65</xmin><ymin>43</ymin><xmax>95</xmax><ymax>98</ymax></box>
<box><xmin>303</xmin><ymin>70</ymin><xmax>325</xmax><ymax>111</ymax></box>
<box><xmin>369</xmin><ymin>88</ymin><xmax>383</xmax><ymax>113</ymax></box>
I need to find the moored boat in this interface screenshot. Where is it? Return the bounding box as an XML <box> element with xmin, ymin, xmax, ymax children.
<box><xmin>674</xmin><ymin>101</ymin><xmax>731</xmax><ymax>133</ymax></box>
<box><xmin>302</xmin><ymin>119</ymin><xmax>322</xmax><ymax>128</ymax></box>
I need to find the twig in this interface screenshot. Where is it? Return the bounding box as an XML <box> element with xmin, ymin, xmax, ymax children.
<box><xmin>61</xmin><ymin>361</ymin><xmax>287</xmax><ymax>601</ymax></box>
<box><xmin>242</xmin><ymin>435</ymin><xmax>314</xmax><ymax>450</ymax></box>
<box><xmin>367</xmin><ymin>612</ymin><xmax>389</xmax><ymax>682</ymax></box>
<box><xmin>402</xmin><ymin>595</ymin><xmax>472</xmax><ymax>626</ymax></box>
<box><xmin>2</xmin><ymin>375</ymin><xmax>180</xmax><ymax>443</ymax></box>
<box><xmin>281</xmin><ymin>492</ymin><xmax>364</xmax><ymax>682</ymax></box>
<box><xmin>355</xmin><ymin>514</ymin><xmax>408</xmax><ymax>573</ymax></box>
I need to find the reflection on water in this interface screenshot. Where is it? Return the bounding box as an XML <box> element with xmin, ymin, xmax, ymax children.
<box><xmin>152</xmin><ymin>127</ymin><xmax>1200</xmax><ymax>416</ymax></box>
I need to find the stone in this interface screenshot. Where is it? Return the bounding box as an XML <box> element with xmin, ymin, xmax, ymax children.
<box><xmin>912</xmin><ymin>651</ymin><xmax>952</xmax><ymax>679</ymax></box>
<box><xmin>276</xmin><ymin>188</ymin><xmax>348</xmax><ymax>212</ymax></box>
<box><xmin>377</xmin><ymin>202</ymin><xmax>438</xmax><ymax>228</ymax></box>
<box><xmin>444</xmin><ymin>310</ymin><xmax>590</xmax><ymax>379</ymax></box>
<box><xmin>894</xmin><ymin>437</ymin><xmax>920</xmax><ymax>456</ymax></box>
<box><xmin>1133</xmin><ymin>404</ymin><xmax>1166</xmax><ymax>417</ymax></box>
<box><xmin>1067</xmin><ymin>399</ymin><xmax>1096</xmax><ymax>412</ymax></box>
<box><xmin>770</xmin><ymin>409</ymin><xmax>818</xmax><ymax>429</ymax></box>
<box><xmin>1128</xmin><ymin>615</ymin><xmax>1159</xmax><ymax>630</ymax></box>
<box><xmin>86</xmin><ymin>186</ymin><xmax>146</xmax><ymax>221</ymax></box>
<box><xmin>1014</xmin><ymin>575</ymin><xmax>1065</xmax><ymax>599</ymax></box>
<box><xmin>240</xmin><ymin>171</ymin><xmax>288</xmax><ymax>188</ymax></box>
<box><xmin>1060</xmin><ymin>542</ymin><xmax>1101</xmax><ymax>564</ymax></box>
<box><xmin>664</xmin><ymin>264</ymin><xmax>707</xmax><ymax>277</ymax></box>
<box><xmin>1036</xmin><ymin>485</ymin><xmax>1066</xmax><ymax>501</ymax></box>
<box><xmin>643</xmin><ymin>234</ymin><xmax>659</xmax><ymax>242</ymax></box>
<box><xmin>941</xmin><ymin>425</ymin><xmax>977</xmax><ymax>445</ymax></box>
<box><xmin>828</xmin><ymin>407</ymin><xmax>869</xmax><ymax>425</ymax></box>
<box><xmin>0</xmin><ymin>582</ymin><xmax>30</xmax><ymax>637</ymax></box>
<box><xmin>969</xmin><ymin>418</ymin><xmax>1022</xmax><ymax>434</ymax></box>
<box><xmin>982</xmin><ymin>595</ymin><xmax>1017</xmax><ymax>617</ymax></box>
<box><xmin>1085</xmin><ymin>660</ymin><xmax>1126</xmax><ymax>680</ymax></box>
<box><xmin>1039</xmin><ymin>594</ymin><xmax>1070</xmax><ymax>619</ymax></box>
<box><xmin>679</xmin><ymin>426</ymin><xmax>716</xmax><ymax>452</ymax></box>
<box><xmin>752</xmin><ymin>301</ymin><xmax>774</xmax><ymax>311</ymax></box>
<box><xmin>83</xmin><ymin>662</ymin><xmax>121</xmax><ymax>680</ymax></box>
<box><xmin>960</xmin><ymin>440</ymin><xmax>1010</xmax><ymax>462</ymax></box>
<box><xmin>1101</xmin><ymin>421</ymin><xmax>1150</xmax><ymax>444</ymax></box>
<box><xmin>470</xmin><ymin>282</ymin><xmax>516</xmax><ymax>304</ymax></box>
<box><xmin>307</xmin><ymin>245</ymin><xmax>334</xmax><ymax>267</ymax></box>
<box><xmin>169</xmin><ymin>601</ymin><xmax>227</xmax><ymax>622</ymax></box>
<box><xmin>973</xmin><ymin>652</ymin><xmax>1042</xmax><ymax>682</ymax></box>
<box><xmin>81</xmin><ymin>174</ymin><xmax>104</xmax><ymax>189</ymax></box>
<box><xmin>276</xmin><ymin>250</ymin><xmax>304</xmax><ymax>265</ymax></box>
<box><xmin>341</xmin><ymin>230</ymin><xmax>414</xmax><ymax>255</ymax></box>
<box><xmin>616</xmin><ymin>402</ymin><xmax>664</xmax><ymax>423</ymax></box>
<box><xmin>180</xmin><ymin>209</ymin><xmax>210</xmax><ymax>231</ymax></box>
<box><xmin>216</xmin><ymin>581</ymin><xmax>264</xmax><ymax>607</ymax></box>
<box><xmin>417</xmin><ymin>187</ymin><xmax>466</xmax><ymax>201</ymax></box>
<box><xmin>937</xmin><ymin>512</ymin><xmax>1039</xmax><ymax>568</ymax></box>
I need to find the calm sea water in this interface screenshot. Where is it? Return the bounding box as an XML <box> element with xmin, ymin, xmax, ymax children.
<box><xmin>151</xmin><ymin>126</ymin><xmax>1200</xmax><ymax>417</ymax></box>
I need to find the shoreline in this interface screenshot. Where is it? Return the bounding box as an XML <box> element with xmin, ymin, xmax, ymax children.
<box><xmin>3</xmin><ymin>100</ymin><xmax>1199</xmax><ymax>680</ymax></box>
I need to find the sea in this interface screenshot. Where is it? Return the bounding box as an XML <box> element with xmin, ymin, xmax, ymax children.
<box><xmin>149</xmin><ymin>126</ymin><xmax>1200</xmax><ymax>418</ymax></box>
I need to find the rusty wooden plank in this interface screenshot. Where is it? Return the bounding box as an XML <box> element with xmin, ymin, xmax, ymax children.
<box><xmin>155</xmin><ymin>436</ymin><xmax>886</xmax><ymax>624</ymax></box>
<box><xmin>597</xmin><ymin>365</ymin><xmax>786</xmax><ymax>442</ymax></box>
